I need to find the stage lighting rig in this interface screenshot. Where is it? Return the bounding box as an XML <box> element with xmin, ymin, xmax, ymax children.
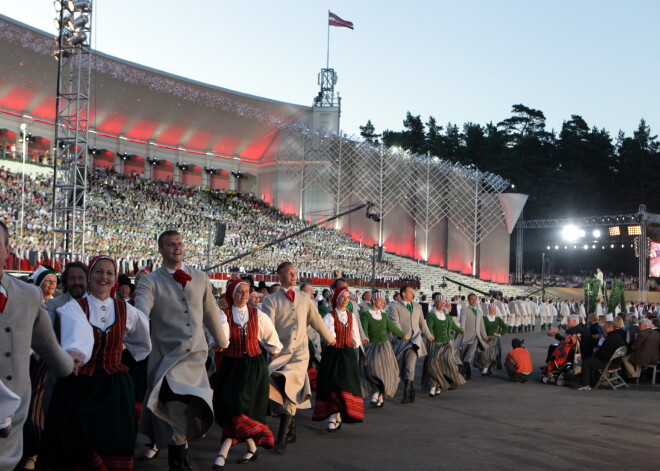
<box><xmin>204</xmin><ymin>167</ymin><xmax>217</xmax><ymax>175</ymax></box>
<box><xmin>608</xmin><ymin>226</ymin><xmax>621</xmax><ymax>236</ymax></box>
<box><xmin>365</xmin><ymin>202</ymin><xmax>381</xmax><ymax>222</ymax></box>
<box><xmin>146</xmin><ymin>158</ymin><xmax>160</xmax><ymax>166</ymax></box>
<box><xmin>628</xmin><ymin>225</ymin><xmax>642</xmax><ymax>236</ymax></box>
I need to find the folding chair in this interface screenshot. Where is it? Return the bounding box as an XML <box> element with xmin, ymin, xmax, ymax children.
<box><xmin>595</xmin><ymin>346</ymin><xmax>629</xmax><ymax>390</ymax></box>
<box><xmin>635</xmin><ymin>363</ymin><xmax>658</xmax><ymax>385</ymax></box>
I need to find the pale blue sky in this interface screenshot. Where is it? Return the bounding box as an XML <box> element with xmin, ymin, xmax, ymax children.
<box><xmin>2</xmin><ymin>1</ymin><xmax>659</xmax><ymax>139</ymax></box>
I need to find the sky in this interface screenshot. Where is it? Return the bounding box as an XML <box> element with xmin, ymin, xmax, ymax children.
<box><xmin>2</xmin><ymin>0</ymin><xmax>659</xmax><ymax>139</ymax></box>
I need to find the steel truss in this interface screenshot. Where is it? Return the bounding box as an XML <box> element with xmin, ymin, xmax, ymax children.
<box><xmin>51</xmin><ymin>0</ymin><xmax>93</xmax><ymax>263</ymax></box>
<box><xmin>514</xmin><ymin>204</ymin><xmax>659</xmax><ymax>302</ymax></box>
<box><xmin>276</xmin><ymin>129</ymin><xmax>511</xmax><ymax>276</ymax></box>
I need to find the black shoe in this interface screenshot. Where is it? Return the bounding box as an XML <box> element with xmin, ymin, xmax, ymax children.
<box><xmin>532</xmin><ymin>325</ymin><xmax>535</xmax><ymax>331</ymax></box>
<box><xmin>286</xmin><ymin>416</ymin><xmax>296</xmax><ymax>444</ymax></box>
<box><xmin>274</xmin><ymin>414</ymin><xmax>293</xmax><ymax>454</ymax></box>
<box><xmin>401</xmin><ymin>380</ymin><xmax>413</xmax><ymax>404</ymax></box>
<box><xmin>236</xmin><ymin>450</ymin><xmax>259</xmax><ymax>465</ymax></box>
<box><xmin>168</xmin><ymin>444</ymin><xmax>190</xmax><ymax>471</ymax></box>
<box><xmin>409</xmin><ymin>381</ymin><xmax>416</xmax><ymax>403</ymax></box>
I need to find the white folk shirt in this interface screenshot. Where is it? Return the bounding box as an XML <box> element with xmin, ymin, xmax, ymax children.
<box><xmin>217</xmin><ymin>305</ymin><xmax>283</xmax><ymax>355</ymax></box>
<box><xmin>323</xmin><ymin>308</ymin><xmax>362</xmax><ymax>348</ymax></box>
<box><xmin>57</xmin><ymin>294</ymin><xmax>152</xmax><ymax>365</ymax></box>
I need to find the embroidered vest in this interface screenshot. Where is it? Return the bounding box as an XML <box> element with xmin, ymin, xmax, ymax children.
<box><xmin>332</xmin><ymin>309</ymin><xmax>355</xmax><ymax>348</ymax></box>
<box><xmin>77</xmin><ymin>297</ymin><xmax>129</xmax><ymax>376</ymax></box>
<box><xmin>223</xmin><ymin>306</ymin><xmax>262</xmax><ymax>358</ymax></box>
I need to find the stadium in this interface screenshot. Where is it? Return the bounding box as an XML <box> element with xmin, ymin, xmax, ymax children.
<box><xmin>0</xmin><ymin>14</ymin><xmax>528</xmax><ymax>296</ymax></box>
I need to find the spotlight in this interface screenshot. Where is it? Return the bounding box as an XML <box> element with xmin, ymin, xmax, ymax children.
<box><xmin>592</xmin><ymin>244</ymin><xmax>596</xmax><ymax>249</ymax></box>
<box><xmin>547</xmin><ymin>246</ymin><xmax>550</xmax><ymax>250</ymax></box>
<box><xmin>68</xmin><ymin>33</ymin><xmax>87</xmax><ymax>45</ymax></box>
<box><xmin>583</xmin><ymin>244</ymin><xmax>589</xmax><ymax>250</ymax></box>
<box><xmin>562</xmin><ymin>225</ymin><xmax>580</xmax><ymax>242</ymax></box>
<box><xmin>73</xmin><ymin>0</ymin><xmax>91</xmax><ymax>11</ymax></box>
<box><xmin>578</xmin><ymin>229</ymin><xmax>586</xmax><ymax>238</ymax></box>
<box><xmin>67</xmin><ymin>15</ymin><xmax>88</xmax><ymax>30</ymax></box>
<box><xmin>610</xmin><ymin>244</ymin><xmax>614</xmax><ymax>248</ymax></box>
<box><xmin>608</xmin><ymin>226</ymin><xmax>620</xmax><ymax>236</ymax></box>
<box><xmin>628</xmin><ymin>226</ymin><xmax>641</xmax><ymax>236</ymax></box>
<box><xmin>593</xmin><ymin>229</ymin><xmax>601</xmax><ymax>238</ymax></box>
<box><xmin>54</xmin><ymin>0</ymin><xmax>75</xmax><ymax>12</ymax></box>
<box><xmin>554</xmin><ymin>245</ymin><xmax>559</xmax><ymax>250</ymax></box>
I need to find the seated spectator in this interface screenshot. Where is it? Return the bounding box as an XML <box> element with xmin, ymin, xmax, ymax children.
<box><xmin>577</xmin><ymin>321</ymin><xmax>627</xmax><ymax>391</ymax></box>
<box><xmin>622</xmin><ymin>319</ymin><xmax>660</xmax><ymax>383</ymax></box>
<box><xmin>505</xmin><ymin>338</ymin><xmax>532</xmax><ymax>383</ymax></box>
<box><xmin>548</xmin><ymin>315</ymin><xmax>591</xmax><ymax>362</ymax></box>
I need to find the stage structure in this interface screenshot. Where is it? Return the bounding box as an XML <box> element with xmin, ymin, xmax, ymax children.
<box><xmin>515</xmin><ymin>204</ymin><xmax>660</xmax><ymax>302</ymax></box>
<box><xmin>274</xmin><ymin>128</ymin><xmax>522</xmax><ymax>280</ymax></box>
<box><xmin>51</xmin><ymin>0</ymin><xmax>93</xmax><ymax>262</ymax></box>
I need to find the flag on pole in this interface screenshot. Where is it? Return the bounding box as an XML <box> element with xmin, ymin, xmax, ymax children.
<box><xmin>328</xmin><ymin>12</ymin><xmax>354</xmax><ymax>30</ymax></box>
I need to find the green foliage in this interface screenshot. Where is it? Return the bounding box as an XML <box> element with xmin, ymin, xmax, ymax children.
<box><xmin>359</xmin><ymin>120</ymin><xmax>381</xmax><ymax>145</ymax></box>
<box><xmin>607</xmin><ymin>279</ymin><xmax>626</xmax><ymax>315</ymax></box>
<box><xmin>583</xmin><ymin>278</ymin><xmax>602</xmax><ymax>315</ymax></box>
<box><xmin>381</xmin><ymin>104</ymin><xmax>660</xmax><ymax>218</ymax></box>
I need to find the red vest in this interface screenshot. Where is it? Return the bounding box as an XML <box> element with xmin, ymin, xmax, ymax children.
<box><xmin>77</xmin><ymin>297</ymin><xmax>129</xmax><ymax>376</ymax></box>
<box><xmin>332</xmin><ymin>309</ymin><xmax>355</xmax><ymax>348</ymax></box>
<box><xmin>223</xmin><ymin>306</ymin><xmax>262</xmax><ymax>358</ymax></box>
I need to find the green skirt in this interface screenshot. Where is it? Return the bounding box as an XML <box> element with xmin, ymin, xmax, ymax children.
<box><xmin>313</xmin><ymin>346</ymin><xmax>364</xmax><ymax>422</ymax></box>
<box><xmin>212</xmin><ymin>353</ymin><xmax>274</xmax><ymax>447</ymax></box>
<box><xmin>41</xmin><ymin>370</ymin><xmax>136</xmax><ymax>470</ymax></box>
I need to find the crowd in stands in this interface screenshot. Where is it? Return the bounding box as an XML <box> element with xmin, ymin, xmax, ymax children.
<box><xmin>0</xmin><ymin>165</ymin><xmax>419</xmax><ymax>284</ymax></box>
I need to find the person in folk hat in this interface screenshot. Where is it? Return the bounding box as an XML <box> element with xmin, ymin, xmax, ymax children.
<box><xmin>359</xmin><ymin>290</ymin><xmax>407</xmax><ymax>408</ymax></box>
<box><xmin>40</xmin><ymin>255</ymin><xmax>152</xmax><ymax>470</ymax></box>
<box><xmin>29</xmin><ymin>265</ymin><xmax>58</xmax><ymax>302</ymax></box>
<box><xmin>116</xmin><ymin>274</ymin><xmax>135</xmax><ymax>304</ymax></box>
<box><xmin>260</xmin><ymin>262</ymin><xmax>335</xmax><ymax>454</ymax></box>
<box><xmin>423</xmin><ymin>293</ymin><xmax>465</xmax><ymax>397</ymax></box>
<box><xmin>211</xmin><ymin>279</ymin><xmax>282</xmax><ymax>470</ymax></box>
<box><xmin>0</xmin><ymin>221</ymin><xmax>74</xmax><ymax>471</ymax></box>
<box><xmin>312</xmin><ymin>287</ymin><xmax>364</xmax><ymax>432</ymax></box>
<box><xmin>21</xmin><ymin>262</ymin><xmax>88</xmax><ymax>470</ymax></box>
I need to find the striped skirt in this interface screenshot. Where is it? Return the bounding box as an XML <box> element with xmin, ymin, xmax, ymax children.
<box><xmin>313</xmin><ymin>346</ymin><xmax>364</xmax><ymax>423</ymax></box>
<box><xmin>473</xmin><ymin>337</ymin><xmax>499</xmax><ymax>370</ymax></box>
<box><xmin>422</xmin><ymin>342</ymin><xmax>466</xmax><ymax>390</ymax></box>
<box><xmin>361</xmin><ymin>341</ymin><xmax>400</xmax><ymax>398</ymax></box>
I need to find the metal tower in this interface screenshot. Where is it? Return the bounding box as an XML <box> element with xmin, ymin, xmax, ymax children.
<box><xmin>51</xmin><ymin>0</ymin><xmax>93</xmax><ymax>263</ymax></box>
<box><xmin>313</xmin><ymin>69</ymin><xmax>339</xmax><ymax>107</ymax></box>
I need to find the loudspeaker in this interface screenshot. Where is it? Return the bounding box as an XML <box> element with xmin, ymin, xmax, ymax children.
<box><xmin>214</xmin><ymin>222</ymin><xmax>226</xmax><ymax>247</ymax></box>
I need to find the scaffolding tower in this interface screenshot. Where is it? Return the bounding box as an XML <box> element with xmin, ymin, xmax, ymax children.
<box><xmin>51</xmin><ymin>0</ymin><xmax>93</xmax><ymax>263</ymax></box>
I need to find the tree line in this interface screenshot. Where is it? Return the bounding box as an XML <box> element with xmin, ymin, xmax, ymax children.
<box><xmin>359</xmin><ymin>104</ymin><xmax>660</xmax><ymax>219</ymax></box>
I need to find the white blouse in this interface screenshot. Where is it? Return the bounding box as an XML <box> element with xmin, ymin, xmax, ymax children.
<box><xmin>217</xmin><ymin>305</ymin><xmax>283</xmax><ymax>355</ymax></box>
<box><xmin>368</xmin><ymin>309</ymin><xmax>383</xmax><ymax>320</ymax></box>
<box><xmin>430</xmin><ymin>308</ymin><xmax>446</xmax><ymax>321</ymax></box>
<box><xmin>57</xmin><ymin>294</ymin><xmax>152</xmax><ymax>365</ymax></box>
<box><xmin>323</xmin><ymin>309</ymin><xmax>362</xmax><ymax>347</ymax></box>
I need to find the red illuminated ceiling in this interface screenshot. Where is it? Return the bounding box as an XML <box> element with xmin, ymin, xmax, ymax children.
<box><xmin>0</xmin><ymin>15</ymin><xmax>313</xmax><ymax>162</ymax></box>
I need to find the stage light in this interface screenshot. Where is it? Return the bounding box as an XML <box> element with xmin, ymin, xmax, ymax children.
<box><xmin>578</xmin><ymin>229</ymin><xmax>586</xmax><ymax>238</ymax></box>
<box><xmin>564</xmin><ymin>246</ymin><xmax>567</xmax><ymax>249</ymax></box>
<box><xmin>583</xmin><ymin>244</ymin><xmax>588</xmax><ymax>250</ymax></box>
<box><xmin>593</xmin><ymin>229</ymin><xmax>601</xmax><ymax>238</ymax></box>
<box><xmin>592</xmin><ymin>244</ymin><xmax>596</xmax><ymax>249</ymax></box>
<box><xmin>67</xmin><ymin>15</ymin><xmax>88</xmax><ymax>30</ymax></box>
<box><xmin>547</xmin><ymin>246</ymin><xmax>550</xmax><ymax>250</ymax></box>
<box><xmin>608</xmin><ymin>226</ymin><xmax>620</xmax><ymax>236</ymax></box>
<box><xmin>69</xmin><ymin>33</ymin><xmax>87</xmax><ymax>45</ymax></box>
<box><xmin>621</xmin><ymin>244</ymin><xmax>625</xmax><ymax>248</ymax></box>
<box><xmin>611</xmin><ymin>244</ymin><xmax>614</xmax><ymax>248</ymax></box>
<box><xmin>555</xmin><ymin>245</ymin><xmax>559</xmax><ymax>250</ymax></box>
<box><xmin>54</xmin><ymin>0</ymin><xmax>75</xmax><ymax>12</ymax></box>
<box><xmin>73</xmin><ymin>0</ymin><xmax>91</xmax><ymax>11</ymax></box>
<box><xmin>628</xmin><ymin>226</ymin><xmax>641</xmax><ymax>235</ymax></box>
<box><xmin>562</xmin><ymin>225</ymin><xmax>580</xmax><ymax>242</ymax></box>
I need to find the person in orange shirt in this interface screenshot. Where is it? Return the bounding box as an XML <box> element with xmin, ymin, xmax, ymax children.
<box><xmin>505</xmin><ymin>338</ymin><xmax>532</xmax><ymax>383</ymax></box>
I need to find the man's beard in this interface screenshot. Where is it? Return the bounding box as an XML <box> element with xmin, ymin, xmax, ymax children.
<box><xmin>68</xmin><ymin>285</ymin><xmax>86</xmax><ymax>299</ymax></box>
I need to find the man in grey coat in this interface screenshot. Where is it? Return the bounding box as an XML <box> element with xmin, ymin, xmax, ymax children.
<box><xmin>261</xmin><ymin>262</ymin><xmax>335</xmax><ymax>454</ymax></box>
<box><xmin>135</xmin><ymin>230</ymin><xmax>229</xmax><ymax>470</ymax></box>
<box><xmin>388</xmin><ymin>285</ymin><xmax>434</xmax><ymax>404</ymax></box>
<box><xmin>454</xmin><ymin>293</ymin><xmax>487</xmax><ymax>380</ymax></box>
<box><xmin>0</xmin><ymin>221</ymin><xmax>74</xmax><ymax>471</ymax></box>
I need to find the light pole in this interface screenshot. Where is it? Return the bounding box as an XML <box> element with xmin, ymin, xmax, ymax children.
<box><xmin>19</xmin><ymin>122</ymin><xmax>27</xmax><ymax>239</ymax></box>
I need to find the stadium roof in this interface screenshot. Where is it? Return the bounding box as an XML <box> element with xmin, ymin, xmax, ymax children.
<box><xmin>0</xmin><ymin>15</ymin><xmax>313</xmax><ymax>162</ymax></box>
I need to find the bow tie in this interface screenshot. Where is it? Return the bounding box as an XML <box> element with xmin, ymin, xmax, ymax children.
<box><xmin>172</xmin><ymin>269</ymin><xmax>192</xmax><ymax>288</ymax></box>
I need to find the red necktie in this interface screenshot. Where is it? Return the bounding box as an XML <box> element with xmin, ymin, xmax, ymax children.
<box><xmin>0</xmin><ymin>292</ymin><xmax>6</xmax><ymax>313</ymax></box>
<box><xmin>172</xmin><ymin>269</ymin><xmax>192</xmax><ymax>288</ymax></box>
<box><xmin>285</xmin><ymin>290</ymin><xmax>295</xmax><ymax>303</ymax></box>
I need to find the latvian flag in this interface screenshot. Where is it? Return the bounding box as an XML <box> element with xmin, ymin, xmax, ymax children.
<box><xmin>329</xmin><ymin>12</ymin><xmax>354</xmax><ymax>30</ymax></box>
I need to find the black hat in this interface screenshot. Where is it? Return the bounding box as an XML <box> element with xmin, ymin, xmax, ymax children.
<box><xmin>511</xmin><ymin>338</ymin><xmax>524</xmax><ymax>349</ymax></box>
<box><xmin>117</xmin><ymin>274</ymin><xmax>135</xmax><ymax>293</ymax></box>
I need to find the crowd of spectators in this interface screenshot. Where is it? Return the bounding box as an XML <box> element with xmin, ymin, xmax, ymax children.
<box><xmin>516</xmin><ymin>271</ymin><xmax>644</xmax><ymax>290</ymax></box>
<box><xmin>0</xmin><ymin>165</ymin><xmax>419</xmax><ymax>283</ymax></box>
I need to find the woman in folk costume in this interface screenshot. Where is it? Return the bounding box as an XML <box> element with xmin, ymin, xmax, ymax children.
<box><xmin>313</xmin><ymin>287</ymin><xmax>364</xmax><ymax>432</ymax></box>
<box><xmin>40</xmin><ymin>255</ymin><xmax>151</xmax><ymax>471</ymax></box>
<box><xmin>423</xmin><ymin>294</ymin><xmax>466</xmax><ymax>397</ymax></box>
<box><xmin>359</xmin><ymin>290</ymin><xmax>407</xmax><ymax>408</ymax></box>
<box><xmin>474</xmin><ymin>304</ymin><xmax>508</xmax><ymax>376</ymax></box>
<box><xmin>212</xmin><ymin>279</ymin><xmax>282</xmax><ymax>470</ymax></box>
<box><xmin>20</xmin><ymin>265</ymin><xmax>60</xmax><ymax>470</ymax></box>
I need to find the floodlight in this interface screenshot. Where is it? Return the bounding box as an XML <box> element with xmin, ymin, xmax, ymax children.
<box><xmin>73</xmin><ymin>0</ymin><xmax>91</xmax><ymax>11</ymax></box>
<box><xmin>68</xmin><ymin>32</ymin><xmax>87</xmax><ymax>45</ymax></box>
<box><xmin>583</xmin><ymin>245</ymin><xmax>588</xmax><ymax>250</ymax></box>
<box><xmin>554</xmin><ymin>245</ymin><xmax>559</xmax><ymax>250</ymax></box>
<box><xmin>608</xmin><ymin>226</ymin><xmax>620</xmax><ymax>236</ymax></box>
<box><xmin>593</xmin><ymin>229</ymin><xmax>601</xmax><ymax>238</ymax></box>
<box><xmin>562</xmin><ymin>225</ymin><xmax>579</xmax><ymax>242</ymax></box>
<box><xmin>578</xmin><ymin>229</ymin><xmax>586</xmax><ymax>238</ymax></box>
<box><xmin>67</xmin><ymin>15</ymin><xmax>88</xmax><ymax>30</ymax></box>
<box><xmin>628</xmin><ymin>226</ymin><xmax>641</xmax><ymax>236</ymax></box>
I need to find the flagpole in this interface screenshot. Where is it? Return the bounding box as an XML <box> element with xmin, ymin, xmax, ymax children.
<box><xmin>326</xmin><ymin>10</ymin><xmax>330</xmax><ymax>68</ymax></box>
